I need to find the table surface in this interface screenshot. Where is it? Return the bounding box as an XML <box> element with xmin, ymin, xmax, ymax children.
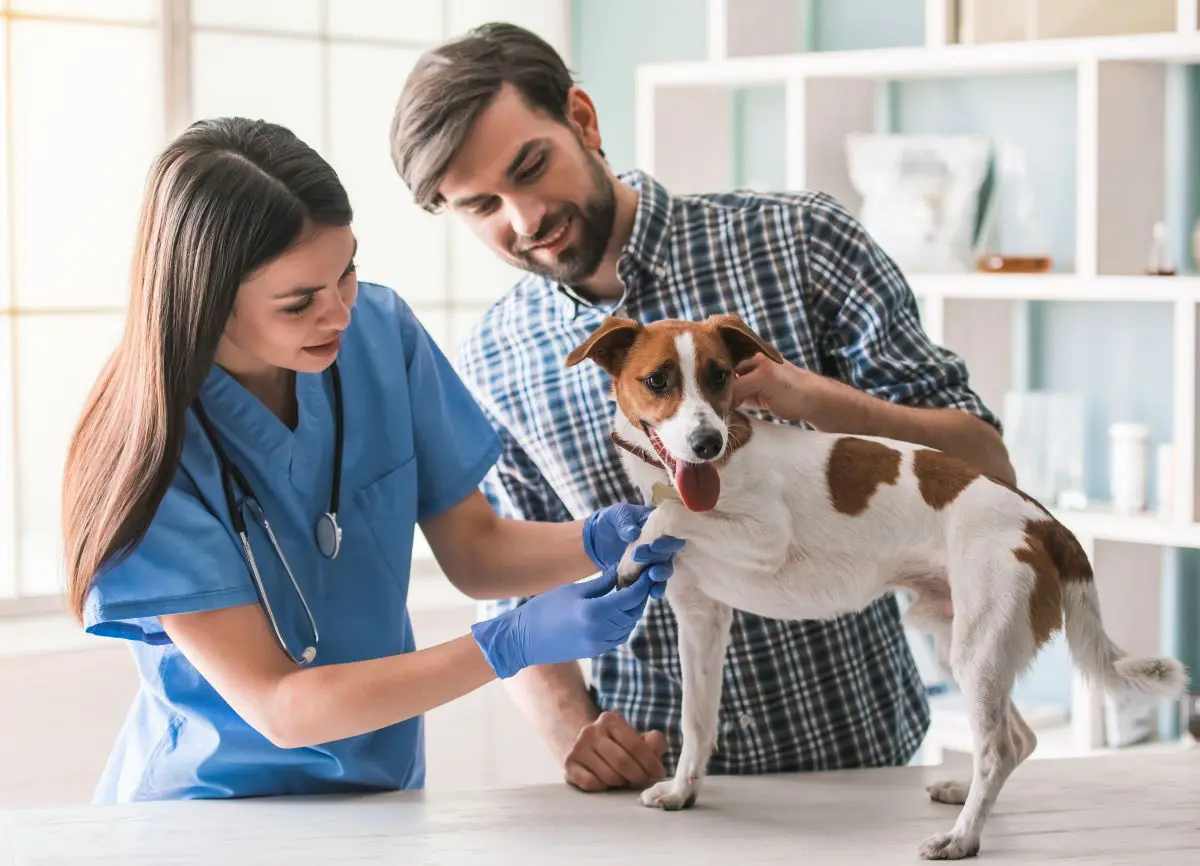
<box><xmin>2</xmin><ymin>746</ymin><xmax>1198</xmax><ymax>865</ymax></box>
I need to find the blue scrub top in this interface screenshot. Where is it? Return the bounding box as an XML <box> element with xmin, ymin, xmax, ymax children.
<box><xmin>82</xmin><ymin>282</ymin><xmax>502</xmax><ymax>802</ymax></box>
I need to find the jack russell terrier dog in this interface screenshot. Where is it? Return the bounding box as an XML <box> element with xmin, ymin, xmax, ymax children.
<box><xmin>565</xmin><ymin>313</ymin><xmax>1188</xmax><ymax>861</ymax></box>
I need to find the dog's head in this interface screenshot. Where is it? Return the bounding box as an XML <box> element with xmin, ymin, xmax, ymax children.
<box><xmin>566</xmin><ymin>314</ymin><xmax>783</xmax><ymax>512</ymax></box>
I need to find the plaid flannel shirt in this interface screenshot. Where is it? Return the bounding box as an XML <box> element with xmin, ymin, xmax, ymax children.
<box><xmin>455</xmin><ymin>171</ymin><xmax>1000</xmax><ymax>775</ymax></box>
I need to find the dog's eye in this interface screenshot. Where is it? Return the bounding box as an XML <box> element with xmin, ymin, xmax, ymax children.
<box><xmin>711</xmin><ymin>367</ymin><xmax>730</xmax><ymax>387</ymax></box>
<box><xmin>643</xmin><ymin>372</ymin><xmax>668</xmax><ymax>392</ymax></box>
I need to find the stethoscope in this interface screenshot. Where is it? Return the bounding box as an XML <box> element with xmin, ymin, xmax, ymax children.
<box><xmin>190</xmin><ymin>362</ymin><xmax>344</xmax><ymax>666</ymax></box>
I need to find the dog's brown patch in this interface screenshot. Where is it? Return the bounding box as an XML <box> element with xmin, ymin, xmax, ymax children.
<box><xmin>913</xmin><ymin>449</ymin><xmax>982</xmax><ymax>509</ymax></box>
<box><xmin>611</xmin><ymin>325</ymin><xmax>687</xmax><ymax>427</ymax></box>
<box><xmin>826</xmin><ymin>436</ymin><xmax>902</xmax><ymax>515</ymax></box>
<box><xmin>691</xmin><ymin>326</ymin><xmax>740</xmax><ymax>418</ymax></box>
<box><xmin>706</xmin><ymin>313</ymin><xmax>785</xmax><ymax>365</ymax></box>
<box><xmin>1015</xmin><ymin>521</ymin><xmax>1065</xmax><ymax>649</ymax></box>
<box><xmin>565</xmin><ymin>317</ymin><xmax>641</xmax><ymax>374</ymax></box>
<box><xmin>1015</xmin><ymin>517</ymin><xmax>1094</xmax><ymax>649</ymax></box>
<box><xmin>1025</xmin><ymin>517</ymin><xmax>1093</xmax><ymax>583</ymax></box>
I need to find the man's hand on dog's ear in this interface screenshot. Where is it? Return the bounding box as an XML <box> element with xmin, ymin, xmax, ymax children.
<box><xmin>733</xmin><ymin>353</ymin><xmax>812</xmax><ymax>421</ymax></box>
<box><xmin>563</xmin><ymin>711</ymin><xmax>667</xmax><ymax>793</ymax></box>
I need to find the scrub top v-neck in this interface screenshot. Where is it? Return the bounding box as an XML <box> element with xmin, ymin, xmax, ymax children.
<box><xmin>82</xmin><ymin>281</ymin><xmax>502</xmax><ymax>802</ymax></box>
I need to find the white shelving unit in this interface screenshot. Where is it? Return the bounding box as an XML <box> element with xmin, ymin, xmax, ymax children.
<box><xmin>636</xmin><ymin>0</ymin><xmax>1198</xmax><ymax>757</ymax></box>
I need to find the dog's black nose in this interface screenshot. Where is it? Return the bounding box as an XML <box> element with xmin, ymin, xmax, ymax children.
<box><xmin>688</xmin><ymin>428</ymin><xmax>723</xmax><ymax>460</ymax></box>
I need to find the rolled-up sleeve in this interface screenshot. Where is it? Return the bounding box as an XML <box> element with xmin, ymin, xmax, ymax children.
<box><xmin>803</xmin><ymin>192</ymin><xmax>1002</xmax><ymax>433</ymax></box>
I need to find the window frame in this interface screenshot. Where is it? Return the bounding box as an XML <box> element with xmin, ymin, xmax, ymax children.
<box><xmin>0</xmin><ymin>0</ymin><xmax>570</xmax><ymax>611</ymax></box>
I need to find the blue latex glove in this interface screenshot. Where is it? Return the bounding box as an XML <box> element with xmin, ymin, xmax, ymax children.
<box><xmin>583</xmin><ymin>503</ymin><xmax>676</xmax><ymax>572</ymax></box>
<box><xmin>470</xmin><ymin>536</ymin><xmax>685</xmax><ymax>679</ymax></box>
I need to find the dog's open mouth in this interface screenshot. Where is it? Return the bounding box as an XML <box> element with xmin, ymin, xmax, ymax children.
<box><xmin>643</xmin><ymin>423</ymin><xmax>721</xmax><ymax>512</ymax></box>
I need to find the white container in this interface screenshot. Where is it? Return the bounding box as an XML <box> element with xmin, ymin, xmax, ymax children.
<box><xmin>1109</xmin><ymin>422</ymin><xmax>1150</xmax><ymax>514</ymax></box>
<box><xmin>1156</xmin><ymin>443</ymin><xmax>1175</xmax><ymax>518</ymax></box>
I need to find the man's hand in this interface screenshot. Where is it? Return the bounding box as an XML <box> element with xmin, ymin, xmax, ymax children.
<box><xmin>563</xmin><ymin>711</ymin><xmax>668</xmax><ymax>792</ymax></box>
<box><xmin>733</xmin><ymin>353</ymin><xmax>815</xmax><ymax>421</ymax></box>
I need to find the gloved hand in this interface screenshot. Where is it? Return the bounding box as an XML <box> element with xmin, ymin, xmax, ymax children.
<box><xmin>471</xmin><ymin>536</ymin><xmax>685</xmax><ymax>679</ymax></box>
<box><xmin>583</xmin><ymin>502</ymin><xmax>676</xmax><ymax>572</ymax></box>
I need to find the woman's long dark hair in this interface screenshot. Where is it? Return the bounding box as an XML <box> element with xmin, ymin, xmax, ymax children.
<box><xmin>62</xmin><ymin>117</ymin><xmax>352</xmax><ymax>624</ymax></box>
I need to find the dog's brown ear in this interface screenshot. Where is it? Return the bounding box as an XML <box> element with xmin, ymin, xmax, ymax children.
<box><xmin>565</xmin><ymin>316</ymin><xmax>642</xmax><ymax>374</ymax></box>
<box><xmin>708</xmin><ymin>314</ymin><xmax>784</xmax><ymax>365</ymax></box>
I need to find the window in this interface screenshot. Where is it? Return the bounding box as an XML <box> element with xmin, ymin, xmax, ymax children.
<box><xmin>0</xmin><ymin>0</ymin><xmax>570</xmax><ymax>601</ymax></box>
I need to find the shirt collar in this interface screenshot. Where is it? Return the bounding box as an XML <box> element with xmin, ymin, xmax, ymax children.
<box><xmin>616</xmin><ymin>170</ymin><xmax>674</xmax><ymax>285</ymax></box>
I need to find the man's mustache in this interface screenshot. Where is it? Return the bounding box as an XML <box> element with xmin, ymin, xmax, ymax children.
<box><xmin>514</xmin><ymin>209</ymin><xmax>574</xmax><ymax>254</ymax></box>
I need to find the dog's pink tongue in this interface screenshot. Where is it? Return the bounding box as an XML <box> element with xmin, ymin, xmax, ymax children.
<box><xmin>675</xmin><ymin>461</ymin><xmax>720</xmax><ymax>512</ymax></box>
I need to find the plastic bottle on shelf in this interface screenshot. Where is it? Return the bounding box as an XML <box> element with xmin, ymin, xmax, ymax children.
<box><xmin>1109</xmin><ymin>422</ymin><xmax>1150</xmax><ymax>514</ymax></box>
<box><xmin>1146</xmin><ymin>221</ymin><xmax>1176</xmax><ymax>276</ymax></box>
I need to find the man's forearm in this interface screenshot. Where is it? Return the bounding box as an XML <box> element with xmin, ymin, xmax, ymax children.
<box><xmin>502</xmin><ymin>661</ymin><xmax>600</xmax><ymax>763</ymax></box>
<box><xmin>804</xmin><ymin>375</ymin><xmax>1016</xmax><ymax>483</ymax></box>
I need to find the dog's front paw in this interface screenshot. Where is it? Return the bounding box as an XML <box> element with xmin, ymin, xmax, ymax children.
<box><xmin>616</xmin><ymin>546</ymin><xmax>644</xmax><ymax>589</ymax></box>
<box><xmin>918</xmin><ymin>831</ymin><xmax>980</xmax><ymax>860</ymax></box>
<box><xmin>615</xmin><ymin>505</ymin><xmax>681</xmax><ymax>588</ymax></box>
<box><xmin>639</xmin><ymin>777</ymin><xmax>698</xmax><ymax>811</ymax></box>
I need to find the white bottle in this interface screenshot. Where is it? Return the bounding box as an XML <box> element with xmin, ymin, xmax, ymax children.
<box><xmin>1109</xmin><ymin>423</ymin><xmax>1150</xmax><ymax>514</ymax></box>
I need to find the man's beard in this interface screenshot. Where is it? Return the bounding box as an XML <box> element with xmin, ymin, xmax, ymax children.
<box><xmin>511</xmin><ymin>149</ymin><xmax>616</xmax><ymax>285</ymax></box>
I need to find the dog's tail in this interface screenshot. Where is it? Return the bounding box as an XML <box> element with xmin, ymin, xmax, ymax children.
<box><xmin>1053</xmin><ymin>522</ymin><xmax>1189</xmax><ymax>698</ymax></box>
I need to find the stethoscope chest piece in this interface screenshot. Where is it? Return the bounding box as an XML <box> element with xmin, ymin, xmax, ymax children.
<box><xmin>316</xmin><ymin>511</ymin><xmax>342</xmax><ymax>559</ymax></box>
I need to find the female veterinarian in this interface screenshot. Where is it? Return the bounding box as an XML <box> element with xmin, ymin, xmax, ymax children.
<box><xmin>61</xmin><ymin>117</ymin><xmax>682</xmax><ymax>803</ymax></box>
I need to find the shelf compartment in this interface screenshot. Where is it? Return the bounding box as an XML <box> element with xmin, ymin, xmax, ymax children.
<box><xmin>888</xmin><ymin>69</ymin><xmax>1078</xmax><ymax>274</ymax></box>
<box><xmin>636</xmin><ymin>84</ymin><xmax>736</xmax><ymax>194</ymax></box>
<box><xmin>784</xmin><ymin>76</ymin><xmax>878</xmax><ymax>206</ymax></box>
<box><xmin>636</xmin><ymin>83</ymin><xmax>788</xmax><ymax>195</ymax></box>
<box><xmin>1079</xmin><ymin>60</ymin><xmax>1170</xmax><ymax>277</ymax></box>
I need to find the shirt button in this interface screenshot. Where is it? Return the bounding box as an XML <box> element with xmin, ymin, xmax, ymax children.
<box><xmin>739</xmin><ymin>713</ymin><xmax>754</xmax><ymax>729</ymax></box>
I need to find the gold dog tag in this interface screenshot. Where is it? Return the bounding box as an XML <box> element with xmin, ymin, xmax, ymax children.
<box><xmin>651</xmin><ymin>482</ymin><xmax>680</xmax><ymax>505</ymax></box>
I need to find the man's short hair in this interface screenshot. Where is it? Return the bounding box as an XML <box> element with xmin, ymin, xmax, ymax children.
<box><xmin>390</xmin><ymin>22</ymin><xmax>584</xmax><ymax>213</ymax></box>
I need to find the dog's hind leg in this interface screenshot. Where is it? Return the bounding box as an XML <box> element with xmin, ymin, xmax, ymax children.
<box><xmin>926</xmin><ymin>699</ymin><xmax>1037</xmax><ymax>806</ymax></box>
<box><xmin>919</xmin><ymin>658</ymin><xmax>1021</xmax><ymax>859</ymax></box>
<box><xmin>640</xmin><ymin>576</ymin><xmax>732</xmax><ymax>811</ymax></box>
<box><xmin>1008</xmin><ymin>700</ymin><xmax>1037</xmax><ymax>763</ymax></box>
<box><xmin>919</xmin><ymin>551</ymin><xmax>1035</xmax><ymax>860</ymax></box>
